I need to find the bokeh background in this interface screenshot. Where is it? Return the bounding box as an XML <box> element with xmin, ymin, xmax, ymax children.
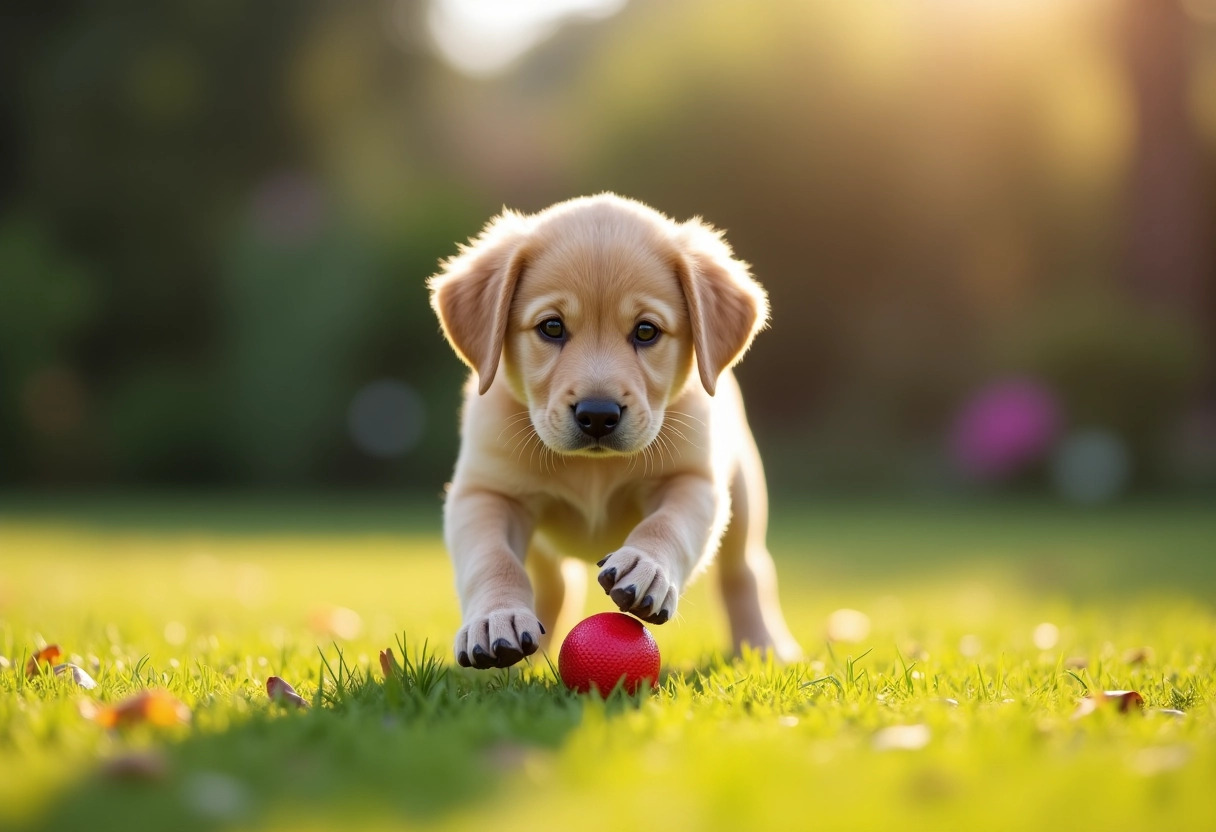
<box><xmin>3</xmin><ymin>0</ymin><xmax>1216</xmax><ymax>502</ymax></box>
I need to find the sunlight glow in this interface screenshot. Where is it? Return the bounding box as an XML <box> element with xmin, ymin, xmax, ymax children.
<box><xmin>426</xmin><ymin>0</ymin><xmax>627</xmax><ymax>77</ymax></box>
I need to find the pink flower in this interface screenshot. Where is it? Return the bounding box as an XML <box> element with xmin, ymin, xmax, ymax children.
<box><xmin>951</xmin><ymin>378</ymin><xmax>1061</xmax><ymax>480</ymax></box>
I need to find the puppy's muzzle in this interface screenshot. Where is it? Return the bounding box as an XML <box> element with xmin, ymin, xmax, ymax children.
<box><xmin>572</xmin><ymin>399</ymin><xmax>623</xmax><ymax>438</ymax></box>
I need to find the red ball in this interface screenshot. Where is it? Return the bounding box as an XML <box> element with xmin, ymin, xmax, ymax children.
<box><xmin>558</xmin><ymin>612</ymin><xmax>661</xmax><ymax>695</ymax></box>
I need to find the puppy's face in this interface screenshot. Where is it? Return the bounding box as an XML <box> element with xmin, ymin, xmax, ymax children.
<box><xmin>500</xmin><ymin>238</ymin><xmax>694</xmax><ymax>455</ymax></box>
<box><xmin>429</xmin><ymin>194</ymin><xmax>769</xmax><ymax>459</ymax></box>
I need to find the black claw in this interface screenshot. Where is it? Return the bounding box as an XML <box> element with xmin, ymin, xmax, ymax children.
<box><xmin>596</xmin><ymin>556</ymin><xmax>608</xmax><ymax>567</ymax></box>
<box><xmin>471</xmin><ymin>643</ymin><xmax>493</xmax><ymax>669</ymax></box>
<box><xmin>639</xmin><ymin>594</ymin><xmax>655</xmax><ymax>615</ymax></box>
<box><xmin>611</xmin><ymin>584</ymin><xmax>637</xmax><ymax>610</ymax></box>
<box><xmin>538</xmin><ymin>621</ymin><xmax>546</xmax><ymax>635</ymax></box>
<box><xmin>597</xmin><ymin>567</ymin><xmax>617</xmax><ymax>594</ymax></box>
<box><xmin>520</xmin><ymin>632</ymin><xmax>537</xmax><ymax>654</ymax></box>
<box><xmin>647</xmin><ymin>609</ymin><xmax>670</xmax><ymax>625</ymax></box>
<box><xmin>457</xmin><ymin>650</ymin><xmax>471</xmax><ymax>667</ymax></box>
<box><xmin>491</xmin><ymin>638</ymin><xmax>524</xmax><ymax>667</ymax></box>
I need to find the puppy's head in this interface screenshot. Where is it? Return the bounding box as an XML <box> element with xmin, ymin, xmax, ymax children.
<box><xmin>428</xmin><ymin>194</ymin><xmax>767</xmax><ymax>456</ymax></box>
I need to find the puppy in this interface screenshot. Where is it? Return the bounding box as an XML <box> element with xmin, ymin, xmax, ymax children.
<box><xmin>428</xmin><ymin>194</ymin><xmax>802</xmax><ymax>669</ymax></box>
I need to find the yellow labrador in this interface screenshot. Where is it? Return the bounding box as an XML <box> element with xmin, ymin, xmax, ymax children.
<box><xmin>428</xmin><ymin>194</ymin><xmax>801</xmax><ymax>669</ymax></box>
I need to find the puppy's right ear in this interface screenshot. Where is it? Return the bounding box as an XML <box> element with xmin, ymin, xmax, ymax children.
<box><xmin>428</xmin><ymin>211</ymin><xmax>531</xmax><ymax>395</ymax></box>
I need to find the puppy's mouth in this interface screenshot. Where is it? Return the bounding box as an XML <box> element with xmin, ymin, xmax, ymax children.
<box><xmin>560</xmin><ymin>435</ymin><xmax>635</xmax><ymax>456</ymax></box>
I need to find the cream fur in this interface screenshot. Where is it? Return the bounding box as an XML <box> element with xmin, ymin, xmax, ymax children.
<box><xmin>428</xmin><ymin>194</ymin><xmax>801</xmax><ymax>669</ymax></box>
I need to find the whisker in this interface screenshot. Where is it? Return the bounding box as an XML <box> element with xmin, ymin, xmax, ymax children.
<box><xmin>661</xmin><ymin>418</ymin><xmax>697</xmax><ymax>436</ymax></box>
<box><xmin>665</xmin><ymin>409</ymin><xmax>706</xmax><ymax>427</ymax></box>
<box><xmin>656</xmin><ymin>432</ymin><xmax>676</xmax><ymax>467</ymax></box>
<box><xmin>503</xmin><ymin>425</ymin><xmax>536</xmax><ymax>456</ymax></box>
<box><xmin>661</xmin><ymin>424</ymin><xmax>690</xmax><ymax>445</ymax></box>
<box><xmin>661</xmin><ymin>418</ymin><xmax>700</xmax><ymax>440</ymax></box>
<box><xmin>496</xmin><ymin>412</ymin><xmax>534</xmax><ymax>442</ymax></box>
<box><xmin>626</xmin><ymin>449</ymin><xmax>639</xmax><ymax>476</ymax></box>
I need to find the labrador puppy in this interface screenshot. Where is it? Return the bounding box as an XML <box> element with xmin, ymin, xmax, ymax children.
<box><xmin>428</xmin><ymin>193</ymin><xmax>802</xmax><ymax>669</ymax></box>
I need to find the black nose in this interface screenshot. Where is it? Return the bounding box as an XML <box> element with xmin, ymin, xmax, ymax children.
<box><xmin>573</xmin><ymin>400</ymin><xmax>622</xmax><ymax>438</ymax></box>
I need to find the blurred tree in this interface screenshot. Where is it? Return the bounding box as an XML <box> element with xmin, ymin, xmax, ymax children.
<box><xmin>1122</xmin><ymin>0</ymin><xmax>1214</xmax><ymax>389</ymax></box>
<box><xmin>1</xmin><ymin>0</ymin><xmax>1212</xmax><ymax>493</ymax></box>
<box><xmin>0</xmin><ymin>218</ymin><xmax>96</xmax><ymax>480</ymax></box>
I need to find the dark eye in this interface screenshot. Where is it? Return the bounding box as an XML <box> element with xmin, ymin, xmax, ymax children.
<box><xmin>538</xmin><ymin>318</ymin><xmax>566</xmax><ymax>342</ymax></box>
<box><xmin>633</xmin><ymin>321</ymin><xmax>660</xmax><ymax>345</ymax></box>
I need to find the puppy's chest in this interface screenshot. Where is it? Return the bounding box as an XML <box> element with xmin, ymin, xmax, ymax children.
<box><xmin>527</xmin><ymin>474</ymin><xmax>652</xmax><ymax>561</ymax></box>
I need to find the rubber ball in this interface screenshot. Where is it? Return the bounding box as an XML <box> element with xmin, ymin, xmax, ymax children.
<box><xmin>558</xmin><ymin>612</ymin><xmax>660</xmax><ymax>695</ymax></box>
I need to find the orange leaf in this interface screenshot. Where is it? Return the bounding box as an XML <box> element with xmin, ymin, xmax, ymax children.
<box><xmin>1072</xmin><ymin>689</ymin><xmax>1145</xmax><ymax>719</ymax></box>
<box><xmin>92</xmin><ymin>690</ymin><xmax>192</xmax><ymax>728</ymax></box>
<box><xmin>25</xmin><ymin>644</ymin><xmax>63</xmax><ymax>677</ymax></box>
<box><xmin>379</xmin><ymin>648</ymin><xmax>402</xmax><ymax>680</ymax></box>
<box><xmin>266</xmin><ymin>676</ymin><xmax>309</xmax><ymax>709</ymax></box>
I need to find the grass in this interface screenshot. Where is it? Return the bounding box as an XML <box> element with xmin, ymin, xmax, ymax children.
<box><xmin>1</xmin><ymin>493</ymin><xmax>1214</xmax><ymax>831</ymax></box>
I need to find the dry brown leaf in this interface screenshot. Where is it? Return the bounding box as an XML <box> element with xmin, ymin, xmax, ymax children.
<box><xmin>266</xmin><ymin>676</ymin><xmax>309</xmax><ymax>709</ymax></box>
<box><xmin>91</xmin><ymin>689</ymin><xmax>192</xmax><ymax>728</ymax></box>
<box><xmin>25</xmin><ymin>644</ymin><xmax>63</xmax><ymax>677</ymax></box>
<box><xmin>1072</xmin><ymin>689</ymin><xmax>1145</xmax><ymax>719</ymax></box>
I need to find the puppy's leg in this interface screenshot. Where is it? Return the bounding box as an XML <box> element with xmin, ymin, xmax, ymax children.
<box><xmin>529</xmin><ymin>552</ymin><xmax>587</xmax><ymax>651</ymax></box>
<box><xmin>446</xmin><ymin>489</ymin><xmax>545</xmax><ymax>669</ymax></box>
<box><xmin>717</xmin><ymin>450</ymin><xmax>803</xmax><ymax>662</ymax></box>
<box><xmin>596</xmin><ymin>474</ymin><xmax>720</xmax><ymax>625</ymax></box>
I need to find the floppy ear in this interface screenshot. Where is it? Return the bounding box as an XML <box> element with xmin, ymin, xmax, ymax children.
<box><xmin>428</xmin><ymin>211</ymin><xmax>531</xmax><ymax>395</ymax></box>
<box><xmin>675</xmin><ymin>220</ymin><xmax>769</xmax><ymax>396</ymax></box>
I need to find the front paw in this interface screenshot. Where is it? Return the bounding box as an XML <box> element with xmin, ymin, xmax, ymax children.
<box><xmin>596</xmin><ymin>547</ymin><xmax>677</xmax><ymax>625</ymax></box>
<box><xmin>454</xmin><ymin>609</ymin><xmax>545</xmax><ymax>669</ymax></box>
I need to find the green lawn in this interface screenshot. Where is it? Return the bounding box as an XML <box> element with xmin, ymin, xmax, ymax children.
<box><xmin>1</xmin><ymin>494</ymin><xmax>1214</xmax><ymax>831</ymax></box>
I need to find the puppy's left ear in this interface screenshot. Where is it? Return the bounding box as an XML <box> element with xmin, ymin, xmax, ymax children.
<box><xmin>675</xmin><ymin>220</ymin><xmax>769</xmax><ymax>396</ymax></box>
<box><xmin>428</xmin><ymin>210</ymin><xmax>531</xmax><ymax>395</ymax></box>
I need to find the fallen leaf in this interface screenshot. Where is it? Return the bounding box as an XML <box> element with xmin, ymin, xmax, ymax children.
<box><xmin>379</xmin><ymin>648</ymin><xmax>402</xmax><ymax>679</ymax></box>
<box><xmin>92</xmin><ymin>689</ymin><xmax>192</xmax><ymax>728</ymax></box>
<box><xmin>266</xmin><ymin>676</ymin><xmax>309</xmax><ymax>709</ymax></box>
<box><xmin>1072</xmin><ymin>689</ymin><xmax>1144</xmax><ymax>719</ymax></box>
<box><xmin>25</xmin><ymin>644</ymin><xmax>62</xmax><ymax>677</ymax></box>
<box><xmin>54</xmin><ymin>663</ymin><xmax>98</xmax><ymax>689</ymax></box>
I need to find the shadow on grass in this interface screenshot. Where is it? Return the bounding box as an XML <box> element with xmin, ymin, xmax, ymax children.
<box><xmin>24</xmin><ymin>657</ymin><xmax>656</xmax><ymax>832</ymax></box>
